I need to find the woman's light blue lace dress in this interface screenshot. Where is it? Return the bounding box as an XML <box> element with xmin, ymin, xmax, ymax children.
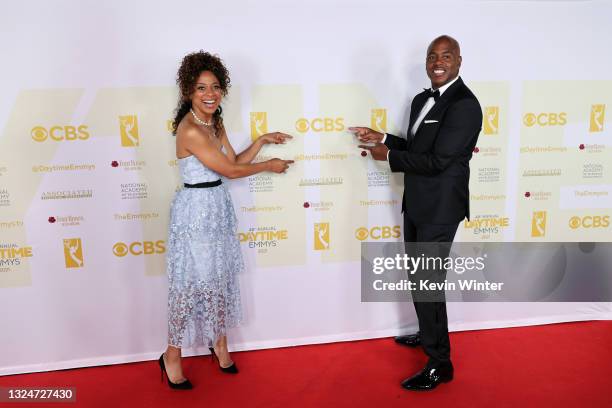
<box><xmin>166</xmin><ymin>155</ymin><xmax>243</xmax><ymax>348</ymax></box>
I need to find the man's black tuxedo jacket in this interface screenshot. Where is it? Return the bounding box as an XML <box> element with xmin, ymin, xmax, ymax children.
<box><xmin>384</xmin><ymin>77</ymin><xmax>482</xmax><ymax>225</ymax></box>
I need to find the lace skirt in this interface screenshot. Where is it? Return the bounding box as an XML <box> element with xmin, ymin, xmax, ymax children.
<box><xmin>166</xmin><ymin>184</ymin><xmax>243</xmax><ymax>348</ymax></box>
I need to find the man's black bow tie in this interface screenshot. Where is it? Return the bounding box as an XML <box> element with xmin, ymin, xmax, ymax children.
<box><xmin>424</xmin><ymin>88</ymin><xmax>440</xmax><ymax>101</ymax></box>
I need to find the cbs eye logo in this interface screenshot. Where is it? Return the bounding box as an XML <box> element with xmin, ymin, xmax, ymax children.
<box><xmin>355</xmin><ymin>227</ymin><xmax>369</xmax><ymax>241</ymax></box>
<box><xmin>31</xmin><ymin>125</ymin><xmax>90</xmax><ymax>142</ymax></box>
<box><xmin>355</xmin><ymin>226</ymin><xmax>401</xmax><ymax>241</ymax></box>
<box><xmin>295</xmin><ymin>117</ymin><xmax>345</xmax><ymax>133</ymax></box>
<box><xmin>523</xmin><ymin>113</ymin><xmax>567</xmax><ymax>127</ymax></box>
<box><xmin>113</xmin><ymin>241</ymin><xmax>165</xmax><ymax>257</ymax></box>
<box><xmin>569</xmin><ymin>215</ymin><xmax>610</xmax><ymax>229</ymax></box>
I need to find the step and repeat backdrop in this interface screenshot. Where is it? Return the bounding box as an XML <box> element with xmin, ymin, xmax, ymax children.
<box><xmin>1</xmin><ymin>0</ymin><xmax>611</xmax><ymax>374</ymax></box>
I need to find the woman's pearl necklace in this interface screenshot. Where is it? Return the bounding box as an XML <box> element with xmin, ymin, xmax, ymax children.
<box><xmin>190</xmin><ymin>109</ymin><xmax>213</xmax><ymax>126</ymax></box>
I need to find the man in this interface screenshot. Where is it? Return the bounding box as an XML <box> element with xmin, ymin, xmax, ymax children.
<box><xmin>350</xmin><ymin>35</ymin><xmax>482</xmax><ymax>391</ymax></box>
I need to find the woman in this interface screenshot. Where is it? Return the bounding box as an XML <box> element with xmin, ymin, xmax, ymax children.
<box><xmin>159</xmin><ymin>51</ymin><xmax>293</xmax><ymax>389</ymax></box>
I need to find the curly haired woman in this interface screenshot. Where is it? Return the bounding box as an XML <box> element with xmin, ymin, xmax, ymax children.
<box><xmin>158</xmin><ymin>51</ymin><xmax>293</xmax><ymax>389</ymax></box>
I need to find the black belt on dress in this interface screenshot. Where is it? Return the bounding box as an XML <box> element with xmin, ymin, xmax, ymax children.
<box><xmin>184</xmin><ymin>180</ymin><xmax>222</xmax><ymax>188</ymax></box>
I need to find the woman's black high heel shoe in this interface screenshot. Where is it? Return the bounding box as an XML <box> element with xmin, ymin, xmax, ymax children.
<box><xmin>158</xmin><ymin>354</ymin><xmax>193</xmax><ymax>389</ymax></box>
<box><xmin>209</xmin><ymin>347</ymin><xmax>239</xmax><ymax>374</ymax></box>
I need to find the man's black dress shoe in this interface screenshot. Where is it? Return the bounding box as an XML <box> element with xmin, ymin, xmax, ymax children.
<box><xmin>394</xmin><ymin>332</ymin><xmax>420</xmax><ymax>347</ymax></box>
<box><xmin>401</xmin><ymin>363</ymin><xmax>453</xmax><ymax>391</ymax></box>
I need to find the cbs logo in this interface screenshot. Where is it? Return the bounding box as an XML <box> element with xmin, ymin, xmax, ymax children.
<box><xmin>523</xmin><ymin>113</ymin><xmax>567</xmax><ymax>127</ymax></box>
<box><xmin>112</xmin><ymin>240</ymin><xmax>165</xmax><ymax>257</ymax></box>
<box><xmin>31</xmin><ymin>125</ymin><xmax>90</xmax><ymax>142</ymax></box>
<box><xmin>295</xmin><ymin>117</ymin><xmax>344</xmax><ymax>133</ymax></box>
<box><xmin>355</xmin><ymin>226</ymin><xmax>401</xmax><ymax>241</ymax></box>
<box><xmin>568</xmin><ymin>216</ymin><xmax>610</xmax><ymax>229</ymax></box>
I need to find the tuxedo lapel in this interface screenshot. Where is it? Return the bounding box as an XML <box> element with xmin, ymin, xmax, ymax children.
<box><xmin>408</xmin><ymin>92</ymin><xmax>429</xmax><ymax>133</ymax></box>
<box><xmin>413</xmin><ymin>77</ymin><xmax>465</xmax><ymax>138</ymax></box>
<box><xmin>426</xmin><ymin>78</ymin><xmax>463</xmax><ymax>118</ymax></box>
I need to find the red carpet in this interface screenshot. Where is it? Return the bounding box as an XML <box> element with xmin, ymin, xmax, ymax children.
<box><xmin>1</xmin><ymin>321</ymin><xmax>611</xmax><ymax>407</ymax></box>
